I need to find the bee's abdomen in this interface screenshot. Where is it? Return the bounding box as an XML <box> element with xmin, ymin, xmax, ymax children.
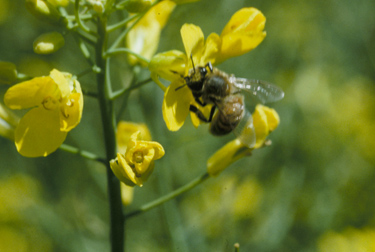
<box><xmin>210</xmin><ymin>96</ymin><xmax>244</xmax><ymax>136</ymax></box>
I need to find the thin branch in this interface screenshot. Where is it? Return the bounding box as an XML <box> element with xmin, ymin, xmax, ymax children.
<box><xmin>104</xmin><ymin>48</ymin><xmax>150</xmax><ymax>65</ymax></box>
<box><xmin>59</xmin><ymin>144</ymin><xmax>106</xmax><ymax>164</ymax></box>
<box><xmin>110</xmin><ymin>77</ymin><xmax>152</xmax><ymax>100</ymax></box>
<box><xmin>75</xmin><ymin>0</ymin><xmax>98</xmax><ymax>37</ymax></box>
<box><xmin>106</xmin><ymin>12</ymin><xmax>140</xmax><ymax>33</ymax></box>
<box><xmin>125</xmin><ymin>172</ymin><xmax>210</xmax><ymax>219</ymax></box>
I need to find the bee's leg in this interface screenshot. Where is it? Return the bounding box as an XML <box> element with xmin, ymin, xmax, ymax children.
<box><xmin>194</xmin><ymin>98</ymin><xmax>207</xmax><ymax>107</ymax></box>
<box><xmin>189</xmin><ymin>105</ymin><xmax>216</xmax><ymax>123</ymax></box>
<box><xmin>189</xmin><ymin>105</ymin><xmax>210</xmax><ymax>122</ymax></box>
<box><xmin>207</xmin><ymin>105</ymin><xmax>216</xmax><ymax>122</ymax></box>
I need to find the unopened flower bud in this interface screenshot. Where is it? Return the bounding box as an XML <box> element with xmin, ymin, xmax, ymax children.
<box><xmin>123</xmin><ymin>0</ymin><xmax>152</xmax><ymax>13</ymax></box>
<box><xmin>0</xmin><ymin>62</ymin><xmax>17</xmax><ymax>85</ymax></box>
<box><xmin>25</xmin><ymin>0</ymin><xmax>62</xmax><ymax>24</ymax></box>
<box><xmin>33</xmin><ymin>32</ymin><xmax>65</xmax><ymax>54</ymax></box>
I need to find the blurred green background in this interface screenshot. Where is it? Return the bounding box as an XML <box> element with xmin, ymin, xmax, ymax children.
<box><xmin>1</xmin><ymin>0</ymin><xmax>375</xmax><ymax>251</ymax></box>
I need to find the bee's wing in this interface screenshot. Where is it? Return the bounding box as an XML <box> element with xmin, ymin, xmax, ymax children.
<box><xmin>231</xmin><ymin>77</ymin><xmax>285</xmax><ymax>104</ymax></box>
<box><xmin>233</xmin><ymin>110</ymin><xmax>256</xmax><ymax>148</ymax></box>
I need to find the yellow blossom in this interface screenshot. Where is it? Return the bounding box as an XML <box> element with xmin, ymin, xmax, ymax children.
<box><xmin>126</xmin><ymin>0</ymin><xmax>176</xmax><ymax>66</ymax></box>
<box><xmin>149</xmin><ymin>7</ymin><xmax>266</xmax><ymax>131</ymax></box>
<box><xmin>115</xmin><ymin>121</ymin><xmax>152</xmax><ymax>203</ymax></box>
<box><xmin>4</xmin><ymin>69</ymin><xmax>83</xmax><ymax>157</ymax></box>
<box><xmin>207</xmin><ymin>104</ymin><xmax>279</xmax><ymax>176</ymax></box>
<box><xmin>110</xmin><ymin>131</ymin><xmax>165</xmax><ymax>187</ymax></box>
<box><xmin>33</xmin><ymin>32</ymin><xmax>65</xmax><ymax>54</ymax></box>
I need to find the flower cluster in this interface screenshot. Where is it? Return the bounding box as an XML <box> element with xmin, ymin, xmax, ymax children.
<box><xmin>147</xmin><ymin>7</ymin><xmax>281</xmax><ymax>174</ymax></box>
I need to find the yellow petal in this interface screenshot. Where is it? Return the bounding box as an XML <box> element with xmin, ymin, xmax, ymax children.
<box><xmin>117</xmin><ymin>122</ymin><xmax>152</xmax><ymax>153</ymax></box>
<box><xmin>120</xmin><ymin>182</ymin><xmax>134</xmax><ymax>206</ymax></box>
<box><xmin>200</xmin><ymin>32</ymin><xmax>221</xmax><ymax>65</ymax></box>
<box><xmin>252</xmin><ymin>105</ymin><xmax>269</xmax><ymax>148</ymax></box>
<box><xmin>110</xmin><ymin>155</ymin><xmax>137</xmax><ymax>186</ymax></box>
<box><xmin>60</xmin><ymin>92</ymin><xmax>83</xmax><ymax>131</ymax></box>
<box><xmin>49</xmin><ymin>69</ymin><xmax>70</xmax><ymax>98</ymax></box>
<box><xmin>162</xmin><ymin>80</ymin><xmax>193</xmax><ymax>131</ymax></box>
<box><xmin>181</xmin><ymin>24</ymin><xmax>205</xmax><ymax>67</ymax></box>
<box><xmin>149</xmin><ymin>50</ymin><xmax>187</xmax><ymax>81</ymax></box>
<box><xmin>257</xmin><ymin>104</ymin><xmax>280</xmax><ymax>131</ymax></box>
<box><xmin>207</xmin><ymin>138</ymin><xmax>251</xmax><ymax>176</ymax></box>
<box><xmin>140</xmin><ymin>140</ymin><xmax>165</xmax><ymax>160</ymax></box>
<box><xmin>218</xmin><ymin>7</ymin><xmax>266</xmax><ymax>63</ymax></box>
<box><xmin>221</xmin><ymin>8</ymin><xmax>265</xmax><ymax>36</ymax></box>
<box><xmin>15</xmin><ymin>107</ymin><xmax>67</xmax><ymax>157</ymax></box>
<box><xmin>126</xmin><ymin>1</ymin><xmax>176</xmax><ymax>65</ymax></box>
<box><xmin>4</xmin><ymin>76</ymin><xmax>60</xmax><ymax>110</ymax></box>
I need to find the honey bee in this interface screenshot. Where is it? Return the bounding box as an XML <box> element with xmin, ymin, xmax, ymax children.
<box><xmin>176</xmin><ymin>59</ymin><xmax>284</xmax><ymax>148</ymax></box>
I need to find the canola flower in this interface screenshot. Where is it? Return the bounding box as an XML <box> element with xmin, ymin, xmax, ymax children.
<box><xmin>149</xmin><ymin>7</ymin><xmax>266</xmax><ymax>131</ymax></box>
<box><xmin>110</xmin><ymin>129</ymin><xmax>165</xmax><ymax>187</ymax></box>
<box><xmin>4</xmin><ymin>69</ymin><xmax>83</xmax><ymax>157</ymax></box>
<box><xmin>115</xmin><ymin>121</ymin><xmax>153</xmax><ymax>203</ymax></box>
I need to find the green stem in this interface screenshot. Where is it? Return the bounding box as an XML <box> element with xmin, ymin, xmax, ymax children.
<box><xmin>96</xmin><ymin>17</ymin><xmax>125</xmax><ymax>252</ymax></box>
<box><xmin>104</xmin><ymin>48</ymin><xmax>150</xmax><ymax>65</ymax></box>
<box><xmin>59</xmin><ymin>144</ymin><xmax>106</xmax><ymax>164</ymax></box>
<box><xmin>110</xmin><ymin>77</ymin><xmax>152</xmax><ymax>101</ymax></box>
<box><xmin>234</xmin><ymin>243</ymin><xmax>240</xmax><ymax>252</ymax></box>
<box><xmin>125</xmin><ymin>172</ymin><xmax>210</xmax><ymax>219</ymax></box>
<box><xmin>106</xmin><ymin>12</ymin><xmax>140</xmax><ymax>33</ymax></box>
<box><xmin>75</xmin><ymin>0</ymin><xmax>97</xmax><ymax>36</ymax></box>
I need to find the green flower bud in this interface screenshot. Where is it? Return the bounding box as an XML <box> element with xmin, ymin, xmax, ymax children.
<box><xmin>25</xmin><ymin>0</ymin><xmax>61</xmax><ymax>24</ymax></box>
<box><xmin>0</xmin><ymin>62</ymin><xmax>17</xmax><ymax>85</ymax></box>
<box><xmin>33</xmin><ymin>32</ymin><xmax>65</xmax><ymax>54</ymax></box>
<box><xmin>122</xmin><ymin>0</ymin><xmax>152</xmax><ymax>13</ymax></box>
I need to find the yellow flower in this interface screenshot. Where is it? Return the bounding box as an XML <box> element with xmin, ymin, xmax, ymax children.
<box><xmin>4</xmin><ymin>69</ymin><xmax>83</xmax><ymax>157</ymax></box>
<box><xmin>115</xmin><ymin>121</ymin><xmax>152</xmax><ymax>202</ymax></box>
<box><xmin>149</xmin><ymin>7</ymin><xmax>266</xmax><ymax>131</ymax></box>
<box><xmin>126</xmin><ymin>0</ymin><xmax>176</xmax><ymax>65</ymax></box>
<box><xmin>207</xmin><ymin>105</ymin><xmax>279</xmax><ymax>176</ymax></box>
<box><xmin>110</xmin><ymin>131</ymin><xmax>165</xmax><ymax>187</ymax></box>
